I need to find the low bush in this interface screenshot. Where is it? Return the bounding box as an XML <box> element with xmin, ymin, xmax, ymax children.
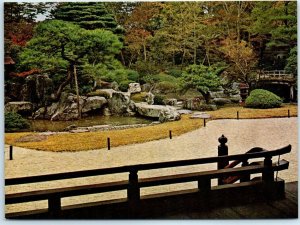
<box><xmin>156</xmin><ymin>81</ymin><xmax>179</xmax><ymax>94</ymax></box>
<box><xmin>5</xmin><ymin>112</ymin><xmax>30</xmax><ymax>132</ymax></box>
<box><xmin>168</xmin><ymin>69</ymin><xmax>182</xmax><ymax>78</ymax></box>
<box><xmin>245</xmin><ymin>89</ymin><xmax>282</xmax><ymax>109</ymax></box>
<box><xmin>119</xmin><ymin>80</ymin><xmax>135</xmax><ymax>92</ymax></box>
<box><xmin>127</xmin><ymin>70</ymin><xmax>140</xmax><ymax>82</ymax></box>
<box><xmin>154</xmin><ymin>94</ymin><xmax>166</xmax><ymax>105</ymax></box>
<box><xmin>131</xmin><ymin>92</ymin><xmax>148</xmax><ymax>102</ymax></box>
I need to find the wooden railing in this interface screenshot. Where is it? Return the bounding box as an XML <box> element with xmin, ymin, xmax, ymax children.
<box><xmin>5</xmin><ymin>136</ymin><xmax>292</xmax><ymax>218</ymax></box>
<box><xmin>258</xmin><ymin>70</ymin><xmax>295</xmax><ymax>80</ymax></box>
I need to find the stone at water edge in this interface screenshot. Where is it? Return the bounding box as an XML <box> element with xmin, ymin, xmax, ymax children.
<box><xmin>81</xmin><ymin>96</ymin><xmax>107</xmax><ymax>113</ymax></box>
<box><xmin>135</xmin><ymin>102</ymin><xmax>181</xmax><ymax>122</ymax></box>
<box><xmin>189</xmin><ymin>112</ymin><xmax>211</xmax><ymax>119</ymax></box>
<box><xmin>5</xmin><ymin>101</ymin><xmax>33</xmax><ymax>115</ymax></box>
<box><xmin>108</xmin><ymin>91</ymin><xmax>136</xmax><ymax>116</ymax></box>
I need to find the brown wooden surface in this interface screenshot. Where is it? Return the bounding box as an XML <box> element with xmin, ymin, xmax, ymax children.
<box><xmin>164</xmin><ymin>181</ymin><xmax>298</xmax><ymax>219</ymax></box>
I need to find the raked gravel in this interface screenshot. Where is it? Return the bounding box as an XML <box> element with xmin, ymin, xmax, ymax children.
<box><xmin>4</xmin><ymin>117</ymin><xmax>298</xmax><ymax>214</ymax></box>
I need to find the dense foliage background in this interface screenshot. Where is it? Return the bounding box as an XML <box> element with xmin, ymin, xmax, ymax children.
<box><xmin>4</xmin><ymin>1</ymin><xmax>297</xmax><ymax>97</ymax></box>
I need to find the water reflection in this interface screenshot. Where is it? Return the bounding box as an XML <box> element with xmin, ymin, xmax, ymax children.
<box><xmin>29</xmin><ymin>115</ymin><xmax>153</xmax><ymax>132</ymax></box>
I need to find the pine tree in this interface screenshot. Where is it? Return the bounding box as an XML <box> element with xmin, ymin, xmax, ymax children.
<box><xmin>52</xmin><ymin>2</ymin><xmax>124</xmax><ymax>35</ymax></box>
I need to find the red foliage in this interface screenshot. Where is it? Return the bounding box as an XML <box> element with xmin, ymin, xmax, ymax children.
<box><xmin>12</xmin><ymin>69</ymin><xmax>41</xmax><ymax>77</ymax></box>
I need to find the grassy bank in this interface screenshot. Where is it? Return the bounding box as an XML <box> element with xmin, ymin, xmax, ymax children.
<box><xmin>5</xmin><ymin>104</ymin><xmax>297</xmax><ymax>152</ymax></box>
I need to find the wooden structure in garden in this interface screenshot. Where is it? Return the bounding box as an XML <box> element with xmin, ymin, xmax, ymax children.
<box><xmin>256</xmin><ymin>70</ymin><xmax>296</xmax><ymax>101</ymax></box>
<box><xmin>5</xmin><ymin>136</ymin><xmax>295</xmax><ymax>219</ymax></box>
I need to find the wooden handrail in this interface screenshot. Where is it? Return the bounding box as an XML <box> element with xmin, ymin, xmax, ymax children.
<box><xmin>5</xmin><ymin>160</ymin><xmax>289</xmax><ymax>205</ymax></box>
<box><xmin>5</xmin><ymin>145</ymin><xmax>291</xmax><ymax>186</ymax></box>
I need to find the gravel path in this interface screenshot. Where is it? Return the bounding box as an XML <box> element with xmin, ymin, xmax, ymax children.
<box><xmin>4</xmin><ymin>117</ymin><xmax>298</xmax><ymax>213</ymax></box>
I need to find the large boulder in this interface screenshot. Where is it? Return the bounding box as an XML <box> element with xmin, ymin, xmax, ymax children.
<box><xmin>135</xmin><ymin>102</ymin><xmax>180</xmax><ymax>122</ymax></box>
<box><xmin>128</xmin><ymin>83</ymin><xmax>141</xmax><ymax>94</ymax></box>
<box><xmin>5</xmin><ymin>101</ymin><xmax>33</xmax><ymax>116</ymax></box>
<box><xmin>21</xmin><ymin>74</ymin><xmax>53</xmax><ymax>109</ymax></box>
<box><xmin>183</xmin><ymin>98</ymin><xmax>217</xmax><ymax>111</ymax></box>
<box><xmin>108</xmin><ymin>91</ymin><xmax>136</xmax><ymax>116</ymax></box>
<box><xmin>81</xmin><ymin>96</ymin><xmax>107</xmax><ymax>113</ymax></box>
<box><xmin>183</xmin><ymin>97</ymin><xmax>206</xmax><ymax>110</ymax></box>
<box><xmin>33</xmin><ymin>93</ymin><xmax>107</xmax><ymax>120</ymax></box>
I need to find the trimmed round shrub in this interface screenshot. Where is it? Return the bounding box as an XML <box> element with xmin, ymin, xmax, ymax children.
<box><xmin>119</xmin><ymin>80</ymin><xmax>135</xmax><ymax>92</ymax></box>
<box><xmin>245</xmin><ymin>89</ymin><xmax>282</xmax><ymax>109</ymax></box>
<box><xmin>5</xmin><ymin>112</ymin><xmax>30</xmax><ymax>132</ymax></box>
<box><xmin>127</xmin><ymin>70</ymin><xmax>140</xmax><ymax>82</ymax></box>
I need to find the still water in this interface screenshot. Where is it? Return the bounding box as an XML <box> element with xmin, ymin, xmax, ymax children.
<box><xmin>29</xmin><ymin>115</ymin><xmax>153</xmax><ymax>132</ymax></box>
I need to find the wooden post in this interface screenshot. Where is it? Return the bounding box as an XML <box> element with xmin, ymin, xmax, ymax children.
<box><xmin>203</xmin><ymin>118</ymin><xmax>206</xmax><ymax>127</ymax></box>
<box><xmin>128</xmin><ymin>169</ymin><xmax>140</xmax><ymax>202</ymax></box>
<box><xmin>237</xmin><ymin>111</ymin><xmax>239</xmax><ymax>120</ymax></box>
<box><xmin>198</xmin><ymin>179</ymin><xmax>211</xmax><ymax>194</ymax></box>
<box><xmin>48</xmin><ymin>196</ymin><xmax>61</xmax><ymax>216</ymax></box>
<box><xmin>288</xmin><ymin>109</ymin><xmax>290</xmax><ymax>118</ymax></box>
<box><xmin>262</xmin><ymin>156</ymin><xmax>274</xmax><ymax>199</ymax></box>
<box><xmin>240</xmin><ymin>160</ymin><xmax>250</xmax><ymax>182</ymax></box>
<box><xmin>9</xmin><ymin>145</ymin><xmax>13</xmax><ymax>160</ymax></box>
<box><xmin>107</xmin><ymin>137</ymin><xmax>110</xmax><ymax>150</ymax></box>
<box><xmin>169</xmin><ymin>130</ymin><xmax>172</xmax><ymax>139</ymax></box>
<box><xmin>218</xmin><ymin>135</ymin><xmax>228</xmax><ymax>185</ymax></box>
<box><xmin>262</xmin><ymin>156</ymin><xmax>274</xmax><ymax>183</ymax></box>
<box><xmin>128</xmin><ymin>169</ymin><xmax>140</xmax><ymax>216</ymax></box>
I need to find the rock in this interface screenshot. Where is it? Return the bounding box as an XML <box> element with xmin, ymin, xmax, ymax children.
<box><xmin>163</xmin><ymin>98</ymin><xmax>177</xmax><ymax>106</ymax></box>
<box><xmin>158</xmin><ymin>107</ymin><xmax>181</xmax><ymax>122</ymax></box>
<box><xmin>128</xmin><ymin>83</ymin><xmax>141</xmax><ymax>94</ymax></box>
<box><xmin>108</xmin><ymin>91</ymin><xmax>136</xmax><ymax>116</ymax></box>
<box><xmin>103</xmin><ymin>107</ymin><xmax>112</xmax><ymax>116</ymax></box>
<box><xmin>5</xmin><ymin>101</ymin><xmax>33</xmax><ymax>115</ymax></box>
<box><xmin>145</xmin><ymin>92</ymin><xmax>155</xmax><ymax>105</ymax></box>
<box><xmin>6</xmin><ymin>82</ymin><xmax>23</xmax><ymax>100</ymax></box>
<box><xmin>229</xmin><ymin>95</ymin><xmax>241</xmax><ymax>103</ymax></box>
<box><xmin>212</xmin><ymin>98</ymin><xmax>231</xmax><ymax>106</ymax></box>
<box><xmin>190</xmin><ymin>112</ymin><xmax>211</xmax><ymax>119</ymax></box>
<box><xmin>183</xmin><ymin>97</ymin><xmax>206</xmax><ymax>110</ymax></box>
<box><xmin>141</xmin><ymin>83</ymin><xmax>152</xmax><ymax>92</ymax></box>
<box><xmin>111</xmin><ymin>81</ymin><xmax>119</xmax><ymax>91</ymax></box>
<box><xmin>177</xmin><ymin>109</ymin><xmax>193</xmax><ymax>115</ymax></box>
<box><xmin>98</xmin><ymin>89</ymin><xmax>115</xmax><ymax>98</ymax></box>
<box><xmin>21</xmin><ymin>74</ymin><xmax>53</xmax><ymax>109</ymax></box>
<box><xmin>33</xmin><ymin>92</ymin><xmax>107</xmax><ymax>121</ymax></box>
<box><xmin>64</xmin><ymin>124</ymin><xmax>77</xmax><ymax>131</ymax></box>
<box><xmin>135</xmin><ymin>102</ymin><xmax>180</xmax><ymax>122</ymax></box>
<box><xmin>81</xmin><ymin>96</ymin><xmax>107</xmax><ymax>113</ymax></box>
<box><xmin>210</xmin><ymin>91</ymin><xmax>227</xmax><ymax>99</ymax></box>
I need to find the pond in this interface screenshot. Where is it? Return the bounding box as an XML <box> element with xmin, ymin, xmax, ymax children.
<box><xmin>28</xmin><ymin>115</ymin><xmax>153</xmax><ymax>132</ymax></box>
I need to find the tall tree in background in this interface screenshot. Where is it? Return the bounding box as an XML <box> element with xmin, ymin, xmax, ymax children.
<box><xmin>249</xmin><ymin>1</ymin><xmax>297</xmax><ymax>68</ymax></box>
<box><xmin>52</xmin><ymin>2</ymin><xmax>124</xmax><ymax>35</ymax></box>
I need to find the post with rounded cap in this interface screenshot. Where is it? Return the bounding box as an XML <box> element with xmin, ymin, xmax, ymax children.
<box><xmin>218</xmin><ymin>135</ymin><xmax>229</xmax><ymax>185</ymax></box>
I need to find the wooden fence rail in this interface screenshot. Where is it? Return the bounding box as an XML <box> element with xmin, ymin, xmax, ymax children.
<box><xmin>5</xmin><ymin>136</ymin><xmax>292</xmax><ymax>219</ymax></box>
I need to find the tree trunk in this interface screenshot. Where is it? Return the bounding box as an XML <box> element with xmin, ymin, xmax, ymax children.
<box><xmin>52</xmin><ymin>69</ymin><xmax>72</xmax><ymax>101</ymax></box>
<box><xmin>73</xmin><ymin>65</ymin><xmax>81</xmax><ymax>119</ymax></box>
<box><xmin>199</xmin><ymin>89</ymin><xmax>211</xmax><ymax>104</ymax></box>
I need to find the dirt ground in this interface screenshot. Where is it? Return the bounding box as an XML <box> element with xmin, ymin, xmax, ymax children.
<box><xmin>4</xmin><ymin>117</ymin><xmax>298</xmax><ymax>214</ymax></box>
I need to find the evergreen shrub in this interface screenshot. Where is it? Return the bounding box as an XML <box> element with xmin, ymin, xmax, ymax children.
<box><xmin>245</xmin><ymin>89</ymin><xmax>282</xmax><ymax>109</ymax></box>
<box><xmin>5</xmin><ymin>112</ymin><xmax>30</xmax><ymax>132</ymax></box>
<box><xmin>154</xmin><ymin>94</ymin><xmax>166</xmax><ymax>105</ymax></box>
<box><xmin>119</xmin><ymin>80</ymin><xmax>135</xmax><ymax>92</ymax></box>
